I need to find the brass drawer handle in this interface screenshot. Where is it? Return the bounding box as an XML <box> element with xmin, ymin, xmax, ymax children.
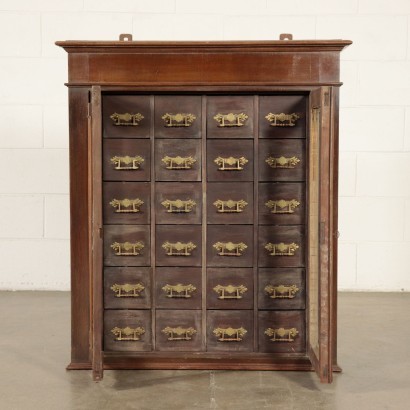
<box><xmin>110</xmin><ymin>283</ymin><xmax>145</xmax><ymax>298</ymax></box>
<box><xmin>110</xmin><ymin>198</ymin><xmax>144</xmax><ymax>213</ymax></box>
<box><xmin>111</xmin><ymin>241</ymin><xmax>144</xmax><ymax>256</ymax></box>
<box><xmin>213</xmin><ymin>241</ymin><xmax>248</xmax><ymax>256</ymax></box>
<box><xmin>213</xmin><ymin>327</ymin><xmax>247</xmax><ymax>342</ymax></box>
<box><xmin>265</xmin><ymin>242</ymin><xmax>299</xmax><ymax>256</ymax></box>
<box><xmin>265</xmin><ymin>199</ymin><xmax>300</xmax><ymax>214</ymax></box>
<box><xmin>110</xmin><ymin>155</ymin><xmax>144</xmax><ymax>170</ymax></box>
<box><xmin>161</xmin><ymin>199</ymin><xmax>196</xmax><ymax>213</ymax></box>
<box><xmin>213</xmin><ymin>284</ymin><xmax>248</xmax><ymax>299</ymax></box>
<box><xmin>162</xmin><ymin>113</ymin><xmax>196</xmax><ymax>127</ymax></box>
<box><xmin>214</xmin><ymin>112</ymin><xmax>248</xmax><ymax>127</ymax></box>
<box><xmin>111</xmin><ymin>326</ymin><xmax>145</xmax><ymax>341</ymax></box>
<box><xmin>213</xmin><ymin>199</ymin><xmax>248</xmax><ymax>213</ymax></box>
<box><xmin>265</xmin><ymin>112</ymin><xmax>299</xmax><ymax>127</ymax></box>
<box><xmin>162</xmin><ymin>283</ymin><xmax>197</xmax><ymax>298</ymax></box>
<box><xmin>110</xmin><ymin>112</ymin><xmax>144</xmax><ymax>126</ymax></box>
<box><xmin>162</xmin><ymin>326</ymin><xmax>197</xmax><ymax>341</ymax></box>
<box><xmin>266</xmin><ymin>156</ymin><xmax>300</xmax><ymax>169</ymax></box>
<box><xmin>264</xmin><ymin>327</ymin><xmax>299</xmax><ymax>342</ymax></box>
<box><xmin>214</xmin><ymin>156</ymin><xmax>248</xmax><ymax>171</ymax></box>
<box><xmin>162</xmin><ymin>241</ymin><xmax>197</xmax><ymax>256</ymax></box>
<box><xmin>264</xmin><ymin>284</ymin><xmax>299</xmax><ymax>299</ymax></box>
<box><xmin>162</xmin><ymin>155</ymin><xmax>196</xmax><ymax>170</ymax></box>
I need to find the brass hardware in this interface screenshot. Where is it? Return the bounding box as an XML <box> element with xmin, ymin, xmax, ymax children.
<box><xmin>110</xmin><ymin>198</ymin><xmax>144</xmax><ymax>213</ymax></box>
<box><xmin>264</xmin><ymin>327</ymin><xmax>299</xmax><ymax>342</ymax></box>
<box><xmin>162</xmin><ymin>283</ymin><xmax>197</xmax><ymax>298</ymax></box>
<box><xmin>213</xmin><ymin>199</ymin><xmax>248</xmax><ymax>213</ymax></box>
<box><xmin>264</xmin><ymin>284</ymin><xmax>299</xmax><ymax>299</ymax></box>
<box><xmin>110</xmin><ymin>155</ymin><xmax>144</xmax><ymax>170</ymax></box>
<box><xmin>161</xmin><ymin>199</ymin><xmax>196</xmax><ymax>213</ymax></box>
<box><xmin>110</xmin><ymin>283</ymin><xmax>145</xmax><ymax>298</ymax></box>
<box><xmin>214</xmin><ymin>156</ymin><xmax>248</xmax><ymax>171</ymax></box>
<box><xmin>111</xmin><ymin>241</ymin><xmax>144</xmax><ymax>256</ymax></box>
<box><xmin>213</xmin><ymin>242</ymin><xmax>248</xmax><ymax>257</ymax></box>
<box><xmin>162</xmin><ymin>113</ymin><xmax>196</xmax><ymax>127</ymax></box>
<box><xmin>162</xmin><ymin>156</ymin><xmax>196</xmax><ymax>170</ymax></box>
<box><xmin>265</xmin><ymin>199</ymin><xmax>300</xmax><ymax>214</ymax></box>
<box><xmin>162</xmin><ymin>326</ymin><xmax>197</xmax><ymax>341</ymax></box>
<box><xmin>213</xmin><ymin>284</ymin><xmax>248</xmax><ymax>299</ymax></box>
<box><xmin>265</xmin><ymin>242</ymin><xmax>299</xmax><ymax>256</ymax></box>
<box><xmin>111</xmin><ymin>326</ymin><xmax>145</xmax><ymax>341</ymax></box>
<box><xmin>266</xmin><ymin>156</ymin><xmax>300</xmax><ymax>169</ymax></box>
<box><xmin>213</xmin><ymin>113</ymin><xmax>248</xmax><ymax>127</ymax></box>
<box><xmin>213</xmin><ymin>327</ymin><xmax>247</xmax><ymax>342</ymax></box>
<box><xmin>119</xmin><ymin>33</ymin><xmax>133</xmax><ymax>41</ymax></box>
<box><xmin>279</xmin><ymin>33</ymin><xmax>293</xmax><ymax>40</ymax></box>
<box><xmin>110</xmin><ymin>112</ymin><xmax>144</xmax><ymax>126</ymax></box>
<box><xmin>162</xmin><ymin>241</ymin><xmax>196</xmax><ymax>256</ymax></box>
<box><xmin>265</xmin><ymin>112</ymin><xmax>300</xmax><ymax>127</ymax></box>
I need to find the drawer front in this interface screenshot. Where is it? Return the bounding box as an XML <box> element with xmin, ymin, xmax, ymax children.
<box><xmin>104</xmin><ymin>267</ymin><xmax>151</xmax><ymax>309</ymax></box>
<box><xmin>258</xmin><ymin>268</ymin><xmax>305</xmax><ymax>310</ymax></box>
<box><xmin>155</xmin><ymin>139</ymin><xmax>201</xmax><ymax>181</ymax></box>
<box><xmin>207</xmin><ymin>182</ymin><xmax>253</xmax><ymax>225</ymax></box>
<box><xmin>103</xmin><ymin>182</ymin><xmax>150</xmax><ymax>225</ymax></box>
<box><xmin>207</xmin><ymin>225</ymin><xmax>253</xmax><ymax>268</ymax></box>
<box><xmin>259</xmin><ymin>139</ymin><xmax>306</xmax><ymax>182</ymax></box>
<box><xmin>207</xmin><ymin>268</ymin><xmax>253</xmax><ymax>310</ymax></box>
<box><xmin>103</xmin><ymin>95</ymin><xmax>151</xmax><ymax>139</ymax></box>
<box><xmin>155</xmin><ymin>182</ymin><xmax>202</xmax><ymax>225</ymax></box>
<box><xmin>207</xmin><ymin>96</ymin><xmax>254</xmax><ymax>139</ymax></box>
<box><xmin>103</xmin><ymin>225</ymin><xmax>150</xmax><ymax>267</ymax></box>
<box><xmin>258</xmin><ymin>226</ymin><xmax>305</xmax><ymax>268</ymax></box>
<box><xmin>155</xmin><ymin>267</ymin><xmax>202</xmax><ymax>309</ymax></box>
<box><xmin>258</xmin><ymin>310</ymin><xmax>305</xmax><ymax>353</ymax></box>
<box><xmin>259</xmin><ymin>95</ymin><xmax>306</xmax><ymax>139</ymax></box>
<box><xmin>155</xmin><ymin>310</ymin><xmax>202</xmax><ymax>351</ymax></box>
<box><xmin>207</xmin><ymin>310</ymin><xmax>253</xmax><ymax>352</ymax></box>
<box><xmin>104</xmin><ymin>310</ymin><xmax>152</xmax><ymax>352</ymax></box>
<box><xmin>103</xmin><ymin>139</ymin><xmax>151</xmax><ymax>181</ymax></box>
<box><xmin>156</xmin><ymin>225</ymin><xmax>202</xmax><ymax>267</ymax></box>
<box><xmin>258</xmin><ymin>183</ymin><xmax>305</xmax><ymax>225</ymax></box>
<box><xmin>154</xmin><ymin>96</ymin><xmax>202</xmax><ymax>139</ymax></box>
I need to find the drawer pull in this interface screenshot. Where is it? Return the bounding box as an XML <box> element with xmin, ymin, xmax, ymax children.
<box><xmin>161</xmin><ymin>199</ymin><xmax>196</xmax><ymax>213</ymax></box>
<box><xmin>264</xmin><ymin>284</ymin><xmax>299</xmax><ymax>299</ymax></box>
<box><xmin>111</xmin><ymin>326</ymin><xmax>145</xmax><ymax>341</ymax></box>
<box><xmin>110</xmin><ymin>283</ymin><xmax>145</xmax><ymax>298</ymax></box>
<box><xmin>213</xmin><ymin>327</ymin><xmax>247</xmax><ymax>342</ymax></box>
<box><xmin>213</xmin><ymin>241</ymin><xmax>248</xmax><ymax>257</ymax></box>
<box><xmin>265</xmin><ymin>242</ymin><xmax>299</xmax><ymax>256</ymax></box>
<box><xmin>214</xmin><ymin>112</ymin><xmax>248</xmax><ymax>127</ymax></box>
<box><xmin>213</xmin><ymin>284</ymin><xmax>248</xmax><ymax>299</ymax></box>
<box><xmin>162</xmin><ymin>155</ymin><xmax>196</xmax><ymax>170</ymax></box>
<box><xmin>213</xmin><ymin>199</ymin><xmax>248</xmax><ymax>213</ymax></box>
<box><xmin>265</xmin><ymin>199</ymin><xmax>300</xmax><ymax>214</ymax></box>
<box><xmin>110</xmin><ymin>198</ymin><xmax>144</xmax><ymax>213</ymax></box>
<box><xmin>162</xmin><ymin>241</ymin><xmax>197</xmax><ymax>256</ymax></box>
<box><xmin>110</xmin><ymin>112</ymin><xmax>144</xmax><ymax>126</ymax></box>
<box><xmin>264</xmin><ymin>327</ymin><xmax>299</xmax><ymax>342</ymax></box>
<box><xmin>162</xmin><ymin>326</ymin><xmax>197</xmax><ymax>341</ymax></box>
<box><xmin>214</xmin><ymin>156</ymin><xmax>248</xmax><ymax>171</ymax></box>
<box><xmin>265</xmin><ymin>155</ymin><xmax>300</xmax><ymax>169</ymax></box>
<box><xmin>110</xmin><ymin>155</ymin><xmax>144</xmax><ymax>170</ymax></box>
<box><xmin>111</xmin><ymin>241</ymin><xmax>144</xmax><ymax>256</ymax></box>
<box><xmin>162</xmin><ymin>113</ymin><xmax>197</xmax><ymax>127</ymax></box>
<box><xmin>162</xmin><ymin>283</ymin><xmax>197</xmax><ymax>298</ymax></box>
<box><xmin>265</xmin><ymin>112</ymin><xmax>299</xmax><ymax>127</ymax></box>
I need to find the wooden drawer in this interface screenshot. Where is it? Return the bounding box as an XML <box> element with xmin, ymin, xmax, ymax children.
<box><xmin>259</xmin><ymin>95</ymin><xmax>306</xmax><ymax>139</ymax></box>
<box><xmin>258</xmin><ymin>226</ymin><xmax>305</xmax><ymax>268</ymax></box>
<box><xmin>103</xmin><ymin>225</ymin><xmax>150</xmax><ymax>267</ymax></box>
<box><xmin>207</xmin><ymin>96</ymin><xmax>254</xmax><ymax>139</ymax></box>
<box><xmin>258</xmin><ymin>310</ymin><xmax>305</xmax><ymax>353</ymax></box>
<box><xmin>104</xmin><ymin>267</ymin><xmax>151</xmax><ymax>309</ymax></box>
<box><xmin>102</xmin><ymin>95</ymin><xmax>151</xmax><ymax>139</ymax></box>
<box><xmin>103</xmin><ymin>182</ymin><xmax>150</xmax><ymax>225</ymax></box>
<box><xmin>207</xmin><ymin>268</ymin><xmax>253</xmax><ymax>310</ymax></box>
<box><xmin>104</xmin><ymin>310</ymin><xmax>152</xmax><ymax>352</ymax></box>
<box><xmin>103</xmin><ymin>139</ymin><xmax>151</xmax><ymax>181</ymax></box>
<box><xmin>259</xmin><ymin>139</ymin><xmax>306</xmax><ymax>182</ymax></box>
<box><xmin>155</xmin><ymin>267</ymin><xmax>202</xmax><ymax>309</ymax></box>
<box><xmin>155</xmin><ymin>310</ymin><xmax>202</xmax><ymax>351</ymax></box>
<box><xmin>156</xmin><ymin>225</ymin><xmax>202</xmax><ymax>267</ymax></box>
<box><xmin>207</xmin><ymin>182</ymin><xmax>253</xmax><ymax>225</ymax></box>
<box><xmin>154</xmin><ymin>96</ymin><xmax>202</xmax><ymax>139</ymax></box>
<box><xmin>207</xmin><ymin>310</ymin><xmax>253</xmax><ymax>352</ymax></box>
<box><xmin>207</xmin><ymin>225</ymin><xmax>253</xmax><ymax>268</ymax></box>
<box><xmin>155</xmin><ymin>182</ymin><xmax>202</xmax><ymax>225</ymax></box>
<box><xmin>258</xmin><ymin>268</ymin><xmax>305</xmax><ymax>310</ymax></box>
<box><xmin>258</xmin><ymin>183</ymin><xmax>305</xmax><ymax>225</ymax></box>
<box><xmin>155</xmin><ymin>139</ymin><xmax>201</xmax><ymax>181</ymax></box>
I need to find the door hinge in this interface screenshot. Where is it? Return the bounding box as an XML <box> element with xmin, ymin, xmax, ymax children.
<box><xmin>324</xmin><ymin>91</ymin><xmax>330</xmax><ymax>107</ymax></box>
<box><xmin>87</xmin><ymin>90</ymin><xmax>92</xmax><ymax>119</ymax></box>
<box><xmin>99</xmin><ymin>227</ymin><xmax>103</xmax><ymax>238</ymax></box>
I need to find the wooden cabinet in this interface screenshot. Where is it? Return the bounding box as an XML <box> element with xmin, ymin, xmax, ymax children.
<box><xmin>57</xmin><ymin>34</ymin><xmax>351</xmax><ymax>383</ymax></box>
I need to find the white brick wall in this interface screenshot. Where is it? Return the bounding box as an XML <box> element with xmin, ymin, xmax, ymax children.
<box><xmin>0</xmin><ymin>1</ymin><xmax>409</xmax><ymax>291</ymax></box>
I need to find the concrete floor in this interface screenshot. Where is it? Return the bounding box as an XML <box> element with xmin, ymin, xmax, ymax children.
<box><xmin>0</xmin><ymin>292</ymin><xmax>409</xmax><ymax>410</ymax></box>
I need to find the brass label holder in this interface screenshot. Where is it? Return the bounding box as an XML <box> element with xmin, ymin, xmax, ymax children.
<box><xmin>213</xmin><ymin>284</ymin><xmax>248</xmax><ymax>300</ymax></box>
<box><xmin>265</xmin><ymin>112</ymin><xmax>299</xmax><ymax>127</ymax></box>
<box><xmin>110</xmin><ymin>112</ymin><xmax>144</xmax><ymax>126</ymax></box>
<box><xmin>161</xmin><ymin>199</ymin><xmax>196</xmax><ymax>213</ymax></box>
<box><xmin>110</xmin><ymin>198</ymin><xmax>144</xmax><ymax>213</ymax></box>
<box><xmin>213</xmin><ymin>112</ymin><xmax>248</xmax><ymax>127</ymax></box>
<box><xmin>213</xmin><ymin>199</ymin><xmax>248</xmax><ymax>213</ymax></box>
<box><xmin>264</xmin><ymin>284</ymin><xmax>299</xmax><ymax>299</ymax></box>
<box><xmin>162</xmin><ymin>113</ymin><xmax>196</xmax><ymax>127</ymax></box>
<box><xmin>214</xmin><ymin>156</ymin><xmax>248</xmax><ymax>171</ymax></box>
<box><xmin>162</xmin><ymin>326</ymin><xmax>197</xmax><ymax>341</ymax></box>
<box><xmin>110</xmin><ymin>283</ymin><xmax>145</xmax><ymax>298</ymax></box>
<box><xmin>162</xmin><ymin>283</ymin><xmax>197</xmax><ymax>298</ymax></box>
<box><xmin>111</xmin><ymin>241</ymin><xmax>144</xmax><ymax>256</ymax></box>
<box><xmin>264</xmin><ymin>327</ymin><xmax>299</xmax><ymax>342</ymax></box>
<box><xmin>110</xmin><ymin>155</ymin><xmax>144</xmax><ymax>170</ymax></box>
<box><xmin>213</xmin><ymin>242</ymin><xmax>248</xmax><ymax>256</ymax></box>
<box><xmin>162</xmin><ymin>156</ymin><xmax>196</xmax><ymax>170</ymax></box>
<box><xmin>111</xmin><ymin>326</ymin><xmax>145</xmax><ymax>341</ymax></box>
<box><xmin>162</xmin><ymin>241</ymin><xmax>197</xmax><ymax>256</ymax></box>
<box><xmin>265</xmin><ymin>199</ymin><xmax>300</xmax><ymax>214</ymax></box>
<box><xmin>213</xmin><ymin>327</ymin><xmax>247</xmax><ymax>342</ymax></box>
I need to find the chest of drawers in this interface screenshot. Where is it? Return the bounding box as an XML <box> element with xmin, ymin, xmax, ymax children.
<box><xmin>57</xmin><ymin>34</ymin><xmax>351</xmax><ymax>383</ymax></box>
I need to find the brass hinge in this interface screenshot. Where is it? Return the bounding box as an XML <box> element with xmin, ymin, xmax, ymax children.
<box><xmin>324</xmin><ymin>92</ymin><xmax>330</xmax><ymax>107</ymax></box>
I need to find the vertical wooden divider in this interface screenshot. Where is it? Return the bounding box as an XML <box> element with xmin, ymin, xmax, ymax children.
<box><xmin>201</xmin><ymin>95</ymin><xmax>207</xmax><ymax>351</ymax></box>
<box><xmin>253</xmin><ymin>95</ymin><xmax>259</xmax><ymax>352</ymax></box>
<box><xmin>150</xmin><ymin>95</ymin><xmax>156</xmax><ymax>350</ymax></box>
